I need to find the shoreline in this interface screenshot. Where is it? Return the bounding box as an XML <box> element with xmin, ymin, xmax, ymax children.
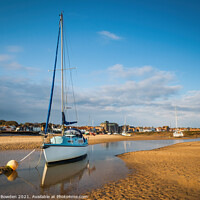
<box><xmin>0</xmin><ymin>134</ymin><xmax>199</xmax><ymax>150</ymax></box>
<box><xmin>86</xmin><ymin>141</ymin><xmax>200</xmax><ymax>199</ymax></box>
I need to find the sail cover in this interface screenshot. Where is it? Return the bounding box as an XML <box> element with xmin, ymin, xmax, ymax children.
<box><xmin>62</xmin><ymin>112</ymin><xmax>77</xmax><ymax>125</ymax></box>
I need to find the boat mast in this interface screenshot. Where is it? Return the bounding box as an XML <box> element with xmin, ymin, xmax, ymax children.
<box><xmin>123</xmin><ymin>116</ymin><xmax>126</xmax><ymax>133</ymax></box>
<box><xmin>175</xmin><ymin>106</ymin><xmax>178</xmax><ymax>130</ymax></box>
<box><xmin>60</xmin><ymin>12</ymin><xmax>64</xmax><ymax>135</ymax></box>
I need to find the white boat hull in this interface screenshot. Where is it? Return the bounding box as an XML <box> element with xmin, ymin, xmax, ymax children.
<box><xmin>173</xmin><ymin>132</ymin><xmax>184</xmax><ymax>137</ymax></box>
<box><xmin>43</xmin><ymin>145</ymin><xmax>88</xmax><ymax>164</ymax></box>
<box><xmin>122</xmin><ymin>133</ymin><xmax>131</xmax><ymax>137</ymax></box>
<box><xmin>173</xmin><ymin>130</ymin><xmax>184</xmax><ymax>137</ymax></box>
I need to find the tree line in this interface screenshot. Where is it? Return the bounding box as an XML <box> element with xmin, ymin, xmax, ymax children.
<box><xmin>0</xmin><ymin>120</ymin><xmax>46</xmax><ymax>127</ymax></box>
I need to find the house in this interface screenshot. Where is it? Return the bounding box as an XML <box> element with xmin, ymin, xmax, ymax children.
<box><xmin>143</xmin><ymin>127</ymin><xmax>155</xmax><ymax>132</ymax></box>
<box><xmin>162</xmin><ymin>126</ymin><xmax>170</xmax><ymax>131</ymax></box>
<box><xmin>129</xmin><ymin>126</ymin><xmax>136</xmax><ymax>132</ymax></box>
<box><xmin>33</xmin><ymin>126</ymin><xmax>41</xmax><ymax>132</ymax></box>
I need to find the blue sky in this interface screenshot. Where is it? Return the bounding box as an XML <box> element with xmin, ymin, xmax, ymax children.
<box><xmin>0</xmin><ymin>0</ymin><xmax>200</xmax><ymax>127</ymax></box>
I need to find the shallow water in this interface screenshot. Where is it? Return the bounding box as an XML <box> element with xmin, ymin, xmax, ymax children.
<box><xmin>0</xmin><ymin>138</ymin><xmax>199</xmax><ymax>197</ymax></box>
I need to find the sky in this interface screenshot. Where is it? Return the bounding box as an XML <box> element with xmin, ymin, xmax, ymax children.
<box><xmin>0</xmin><ymin>0</ymin><xmax>200</xmax><ymax>127</ymax></box>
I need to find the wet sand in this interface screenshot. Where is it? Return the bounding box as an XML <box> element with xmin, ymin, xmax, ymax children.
<box><xmin>86</xmin><ymin>141</ymin><xmax>200</xmax><ymax>200</ymax></box>
<box><xmin>0</xmin><ymin>135</ymin><xmax>43</xmax><ymax>150</ymax></box>
<box><xmin>0</xmin><ymin>134</ymin><xmax>194</xmax><ymax>150</ymax></box>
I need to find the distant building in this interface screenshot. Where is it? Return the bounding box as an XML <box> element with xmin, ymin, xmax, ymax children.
<box><xmin>162</xmin><ymin>126</ymin><xmax>170</xmax><ymax>131</ymax></box>
<box><xmin>129</xmin><ymin>126</ymin><xmax>136</xmax><ymax>132</ymax></box>
<box><xmin>95</xmin><ymin>126</ymin><xmax>103</xmax><ymax>132</ymax></box>
<box><xmin>100</xmin><ymin>121</ymin><xmax>119</xmax><ymax>133</ymax></box>
<box><xmin>189</xmin><ymin>128</ymin><xmax>200</xmax><ymax>131</ymax></box>
<box><xmin>100</xmin><ymin>121</ymin><xmax>109</xmax><ymax>131</ymax></box>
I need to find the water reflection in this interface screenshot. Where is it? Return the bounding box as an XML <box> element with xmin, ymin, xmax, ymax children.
<box><xmin>100</xmin><ymin>142</ymin><xmax>120</xmax><ymax>149</ymax></box>
<box><xmin>3</xmin><ymin>170</ymin><xmax>18</xmax><ymax>181</ymax></box>
<box><xmin>41</xmin><ymin>158</ymin><xmax>89</xmax><ymax>188</ymax></box>
<box><xmin>124</xmin><ymin>141</ymin><xmax>127</xmax><ymax>152</ymax></box>
<box><xmin>40</xmin><ymin>157</ymin><xmax>98</xmax><ymax>195</ymax></box>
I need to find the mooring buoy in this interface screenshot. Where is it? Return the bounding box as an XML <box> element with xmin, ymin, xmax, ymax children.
<box><xmin>6</xmin><ymin>160</ymin><xmax>18</xmax><ymax>171</ymax></box>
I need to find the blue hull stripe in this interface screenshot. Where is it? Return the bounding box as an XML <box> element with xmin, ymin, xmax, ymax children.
<box><xmin>43</xmin><ymin>144</ymin><xmax>88</xmax><ymax>148</ymax></box>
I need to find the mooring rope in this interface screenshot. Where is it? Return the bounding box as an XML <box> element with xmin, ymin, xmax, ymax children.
<box><xmin>19</xmin><ymin>149</ymin><xmax>36</xmax><ymax>163</ymax></box>
<box><xmin>35</xmin><ymin>149</ymin><xmax>43</xmax><ymax>168</ymax></box>
<box><xmin>0</xmin><ymin>149</ymin><xmax>37</xmax><ymax>174</ymax></box>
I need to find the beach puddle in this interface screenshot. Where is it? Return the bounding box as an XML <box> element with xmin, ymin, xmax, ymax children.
<box><xmin>0</xmin><ymin>138</ymin><xmax>200</xmax><ymax>197</ymax></box>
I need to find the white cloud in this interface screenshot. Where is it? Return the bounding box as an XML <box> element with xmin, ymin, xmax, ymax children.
<box><xmin>9</xmin><ymin>62</ymin><xmax>37</xmax><ymax>71</ymax></box>
<box><xmin>175</xmin><ymin>91</ymin><xmax>200</xmax><ymax>113</ymax></box>
<box><xmin>7</xmin><ymin>62</ymin><xmax>23</xmax><ymax>70</ymax></box>
<box><xmin>74</xmin><ymin>65</ymin><xmax>181</xmax><ymax>113</ymax></box>
<box><xmin>0</xmin><ymin>54</ymin><xmax>12</xmax><ymax>61</ymax></box>
<box><xmin>1</xmin><ymin>64</ymin><xmax>200</xmax><ymax>127</ymax></box>
<box><xmin>108</xmin><ymin>64</ymin><xmax>154</xmax><ymax>78</ymax></box>
<box><xmin>98</xmin><ymin>31</ymin><xmax>122</xmax><ymax>40</ymax></box>
<box><xmin>0</xmin><ymin>76</ymin><xmax>50</xmax><ymax>122</ymax></box>
<box><xmin>0</xmin><ymin>46</ymin><xmax>41</xmax><ymax>73</ymax></box>
<box><xmin>0</xmin><ymin>61</ymin><xmax>39</xmax><ymax>72</ymax></box>
<box><xmin>76</xmin><ymin>76</ymin><xmax>180</xmax><ymax>109</ymax></box>
<box><xmin>6</xmin><ymin>45</ymin><xmax>22</xmax><ymax>53</ymax></box>
<box><xmin>72</xmin><ymin>65</ymin><xmax>190</xmax><ymax>126</ymax></box>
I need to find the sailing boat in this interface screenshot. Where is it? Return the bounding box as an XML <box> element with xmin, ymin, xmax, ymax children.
<box><xmin>42</xmin><ymin>12</ymin><xmax>88</xmax><ymax>164</ymax></box>
<box><xmin>173</xmin><ymin>106</ymin><xmax>184</xmax><ymax>137</ymax></box>
<box><xmin>121</xmin><ymin>116</ymin><xmax>131</xmax><ymax>136</ymax></box>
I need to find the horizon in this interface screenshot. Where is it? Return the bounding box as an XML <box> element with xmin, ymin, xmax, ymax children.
<box><xmin>1</xmin><ymin>0</ymin><xmax>200</xmax><ymax>127</ymax></box>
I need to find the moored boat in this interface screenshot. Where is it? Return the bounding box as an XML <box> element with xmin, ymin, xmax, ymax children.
<box><xmin>121</xmin><ymin>116</ymin><xmax>131</xmax><ymax>136</ymax></box>
<box><xmin>42</xmin><ymin>12</ymin><xmax>88</xmax><ymax>164</ymax></box>
<box><xmin>173</xmin><ymin>106</ymin><xmax>184</xmax><ymax>138</ymax></box>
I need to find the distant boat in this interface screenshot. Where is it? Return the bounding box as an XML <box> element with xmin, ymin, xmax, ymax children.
<box><xmin>51</xmin><ymin>125</ymin><xmax>62</xmax><ymax>133</ymax></box>
<box><xmin>173</xmin><ymin>106</ymin><xmax>184</xmax><ymax>138</ymax></box>
<box><xmin>42</xmin><ymin>12</ymin><xmax>88</xmax><ymax>164</ymax></box>
<box><xmin>173</xmin><ymin>130</ymin><xmax>184</xmax><ymax>138</ymax></box>
<box><xmin>121</xmin><ymin>116</ymin><xmax>131</xmax><ymax>137</ymax></box>
<box><xmin>122</xmin><ymin>131</ymin><xmax>131</xmax><ymax>137</ymax></box>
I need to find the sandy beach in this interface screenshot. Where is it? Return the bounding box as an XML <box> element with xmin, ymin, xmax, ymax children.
<box><xmin>86</xmin><ymin>141</ymin><xmax>200</xmax><ymax>200</ymax></box>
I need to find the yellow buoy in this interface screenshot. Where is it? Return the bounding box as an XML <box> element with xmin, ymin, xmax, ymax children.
<box><xmin>6</xmin><ymin>160</ymin><xmax>18</xmax><ymax>171</ymax></box>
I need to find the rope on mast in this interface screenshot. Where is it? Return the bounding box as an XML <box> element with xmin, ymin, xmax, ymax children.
<box><xmin>63</xmin><ymin>18</ymin><xmax>79</xmax><ymax>124</ymax></box>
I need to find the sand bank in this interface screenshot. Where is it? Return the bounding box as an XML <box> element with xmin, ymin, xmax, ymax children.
<box><xmin>0</xmin><ymin>135</ymin><xmax>43</xmax><ymax>150</ymax></box>
<box><xmin>0</xmin><ymin>134</ymin><xmax>198</xmax><ymax>150</ymax></box>
<box><xmin>86</xmin><ymin>141</ymin><xmax>200</xmax><ymax>199</ymax></box>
